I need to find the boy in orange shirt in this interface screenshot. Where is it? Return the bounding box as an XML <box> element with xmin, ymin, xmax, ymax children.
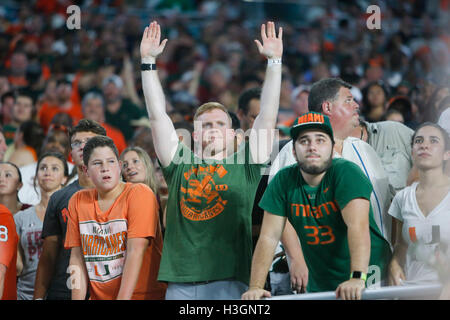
<box><xmin>64</xmin><ymin>136</ymin><xmax>166</xmax><ymax>300</ymax></box>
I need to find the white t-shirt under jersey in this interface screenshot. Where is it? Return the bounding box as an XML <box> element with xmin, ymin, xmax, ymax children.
<box><xmin>388</xmin><ymin>182</ymin><xmax>450</xmax><ymax>284</ymax></box>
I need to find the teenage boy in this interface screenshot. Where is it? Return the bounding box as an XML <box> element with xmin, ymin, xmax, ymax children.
<box><xmin>65</xmin><ymin>136</ymin><xmax>166</xmax><ymax>300</ymax></box>
<box><xmin>34</xmin><ymin>119</ymin><xmax>107</xmax><ymax>300</ymax></box>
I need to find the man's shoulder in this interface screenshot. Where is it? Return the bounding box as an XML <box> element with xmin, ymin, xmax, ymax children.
<box><xmin>331</xmin><ymin>157</ymin><xmax>356</xmax><ymax>167</ymax></box>
<box><xmin>369</xmin><ymin>120</ymin><xmax>414</xmax><ymax>136</ymax></box>
<box><xmin>330</xmin><ymin>157</ymin><xmax>364</xmax><ymax>174</ymax></box>
<box><xmin>272</xmin><ymin>163</ymin><xmax>298</xmax><ymax>182</ymax></box>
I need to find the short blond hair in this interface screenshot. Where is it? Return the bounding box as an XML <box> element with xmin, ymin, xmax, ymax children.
<box><xmin>193</xmin><ymin>102</ymin><xmax>232</xmax><ymax>126</ymax></box>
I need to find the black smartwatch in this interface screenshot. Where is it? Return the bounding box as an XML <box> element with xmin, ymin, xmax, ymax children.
<box><xmin>141</xmin><ymin>63</ymin><xmax>157</xmax><ymax>71</ymax></box>
<box><xmin>350</xmin><ymin>271</ymin><xmax>367</xmax><ymax>282</ymax></box>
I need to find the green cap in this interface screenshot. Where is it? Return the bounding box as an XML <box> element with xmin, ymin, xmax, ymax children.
<box><xmin>290</xmin><ymin>111</ymin><xmax>334</xmax><ymax>142</ymax></box>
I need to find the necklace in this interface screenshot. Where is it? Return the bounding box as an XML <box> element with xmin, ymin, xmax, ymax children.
<box><xmin>360</xmin><ymin>125</ymin><xmax>364</xmax><ymax>141</ymax></box>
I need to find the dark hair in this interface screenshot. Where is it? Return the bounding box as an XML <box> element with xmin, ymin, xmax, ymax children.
<box><xmin>308</xmin><ymin>78</ymin><xmax>352</xmax><ymax>113</ymax></box>
<box><xmin>69</xmin><ymin>119</ymin><xmax>107</xmax><ymax>143</ymax></box>
<box><xmin>42</xmin><ymin>129</ymin><xmax>70</xmax><ymax>158</ymax></box>
<box><xmin>386</xmin><ymin>96</ymin><xmax>412</xmax><ymax>123</ymax></box>
<box><xmin>237</xmin><ymin>87</ymin><xmax>261</xmax><ymax>114</ymax></box>
<box><xmin>19</xmin><ymin>121</ymin><xmax>45</xmax><ymax>156</ymax></box>
<box><xmin>361</xmin><ymin>80</ymin><xmax>390</xmax><ymax>116</ymax></box>
<box><xmin>411</xmin><ymin>122</ymin><xmax>450</xmax><ymax>151</ymax></box>
<box><xmin>83</xmin><ymin>136</ymin><xmax>119</xmax><ymax>166</ymax></box>
<box><xmin>50</xmin><ymin>112</ymin><xmax>74</xmax><ymax>130</ymax></box>
<box><xmin>228</xmin><ymin>111</ymin><xmax>241</xmax><ymax>130</ymax></box>
<box><xmin>33</xmin><ymin>151</ymin><xmax>69</xmax><ymax>195</ymax></box>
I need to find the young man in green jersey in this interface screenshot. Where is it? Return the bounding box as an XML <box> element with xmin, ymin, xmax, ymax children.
<box><xmin>242</xmin><ymin>112</ymin><xmax>391</xmax><ymax>300</ymax></box>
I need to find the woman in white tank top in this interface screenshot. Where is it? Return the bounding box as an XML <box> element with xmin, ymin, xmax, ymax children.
<box><xmin>388</xmin><ymin>122</ymin><xmax>450</xmax><ymax>299</ymax></box>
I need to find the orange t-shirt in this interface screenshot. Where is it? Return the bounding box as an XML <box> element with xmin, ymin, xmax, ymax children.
<box><xmin>38</xmin><ymin>102</ymin><xmax>83</xmax><ymax>134</ymax></box>
<box><xmin>65</xmin><ymin>183</ymin><xmax>166</xmax><ymax>300</ymax></box>
<box><xmin>0</xmin><ymin>204</ymin><xmax>18</xmax><ymax>300</ymax></box>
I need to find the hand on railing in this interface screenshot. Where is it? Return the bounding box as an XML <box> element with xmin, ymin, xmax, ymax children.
<box><xmin>335</xmin><ymin>278</ymin><xmax>365</xmax><ymax>300</ymax></box>
<box><xmin>388</xmin><ymin>258</ymin><xmax>406</xmax><ymax>286</ymax></box>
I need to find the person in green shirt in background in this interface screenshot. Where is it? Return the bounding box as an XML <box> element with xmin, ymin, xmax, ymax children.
<box><xmin>102</xmin><ymin>74</ymin><xmax>147</xmax><ymax>142</ymax></box>
<box><xmin>242</xmin><ymin>112</ymin><xmax>391</xmax><ymax>300</ymax></box>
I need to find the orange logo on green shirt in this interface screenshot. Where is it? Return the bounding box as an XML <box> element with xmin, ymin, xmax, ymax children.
<box><xmin>180</xmin><ymin>165</ymin><xmax>229</xmax><ymax>221</ymax></box>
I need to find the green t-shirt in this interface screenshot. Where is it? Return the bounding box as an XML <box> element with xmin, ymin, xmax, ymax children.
<box><xmin>259</xmin><ymin>158</ymin><xmax>391</xmax><ymax>292</ymax></box>
<box><xmin>3</xmin><ymin>124</ymin><xmax>17</xmax><ymax>146</ymax></box>
<box><xmin>159</xmin><ymin>142</ymin><xmax>264</xmax><ymax>284</ymax></box>
<box><xmin>105</xmin><ymin>98</ymin><xmax>147</xmax><ymax>142</ymax></box>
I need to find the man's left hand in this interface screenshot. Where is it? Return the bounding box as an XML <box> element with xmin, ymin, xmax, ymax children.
<box><xmin>335</xmin><ymin>278</ymin><xmax>365</xmax><ymax>300</ymax></box>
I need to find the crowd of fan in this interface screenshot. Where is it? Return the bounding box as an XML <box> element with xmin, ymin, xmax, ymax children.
<box><xmin>0</xmin><ymin>0</ymin><xmax>450</xmax><ymax>300</ymax></box>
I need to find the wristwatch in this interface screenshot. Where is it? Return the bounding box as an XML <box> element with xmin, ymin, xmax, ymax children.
<box><xmin>350</xmin><ymin>271</ymin><xmax>367</xmax><ymax>282</ymax></box>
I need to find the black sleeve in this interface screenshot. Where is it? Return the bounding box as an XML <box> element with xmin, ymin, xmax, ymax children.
<box><xmin>41</xmin><ymin>193</ymin><xmax>61</xmax><ymax>238</ymax></box>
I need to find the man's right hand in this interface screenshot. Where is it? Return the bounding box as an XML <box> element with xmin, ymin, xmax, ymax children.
<box><xmin>289</xmin><ymin>258</ymin><xmax>308</xmax><ymax>293</ymax></box>
<box><xmin>241</xmin><ymin>287</ymin><xmax>272</xmax><ymax>300</ymax></box>
<box><xmin>140</xmin><ymin>21</ymin><xmax>168</xmax><ymax>61</ymax></box>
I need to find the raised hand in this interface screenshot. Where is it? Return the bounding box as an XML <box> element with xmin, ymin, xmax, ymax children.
<box><xmin>254</xmin><ymin>21</ymin><xmax>283</xmax><ymax>59</ymax></box>
<box><xmin>140</xmin><ymin>21</ymin><xmax>168</xmax><ymax>60</ymax></box>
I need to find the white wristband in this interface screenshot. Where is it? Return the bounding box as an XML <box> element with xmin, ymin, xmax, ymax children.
<box><xmin>268</xmin><ymin>58</ymin><xmax>282</xmax><ymax>66</ymax></box>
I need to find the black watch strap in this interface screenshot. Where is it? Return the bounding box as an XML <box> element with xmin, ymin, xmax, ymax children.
<box><xmin>141</xmin><ymin>63</ymin><xmax>157</xmax><ymax>71</ymax></box>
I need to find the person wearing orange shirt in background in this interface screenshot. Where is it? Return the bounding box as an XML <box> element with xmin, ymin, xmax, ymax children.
<box><xmin>0</xmin><ymin>203</ymin><xmax>19</xmax><ymax>300</ymax></box>
<box><xmin>65</xmin><ymin>136</ymin><xmax>166</xmax><ymax>300</ymax></box>
<box><xmin>81</xmin><ymin>92</ymin><xmax>127</xmax><ymax>154</ymax></box>
<box><xmin>38</xmin><ymin>76</ymin><xmax>83</xmax><ymax>134</ymax></box>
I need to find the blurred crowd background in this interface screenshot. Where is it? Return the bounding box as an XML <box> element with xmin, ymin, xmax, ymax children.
<box><xmin>0</xmin><ymin>0</ymin><xmax>449</xmax><ymax>166</ymax></box>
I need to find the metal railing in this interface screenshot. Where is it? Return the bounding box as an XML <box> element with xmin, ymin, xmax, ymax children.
<box><xmin>267</xmin><ymin>284</ymin><xmax>443</xmax><ymax>300</ymax></box>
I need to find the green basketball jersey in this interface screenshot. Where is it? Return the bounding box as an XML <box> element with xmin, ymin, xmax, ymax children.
<box><xmin>259</xmin><ymin>158</ymin><xmax>391</xmax><ymax>292</ymax></box>
<box><xmin>158</xmin><ymin>142</ymin><xmax>264</xmax><ymax>284</ymax></box>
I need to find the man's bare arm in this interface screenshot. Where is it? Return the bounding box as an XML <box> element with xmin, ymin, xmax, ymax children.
<box><xmin>140</xmin><ymin>21</ymin><xmax>179</xmax><ymax>167</ymax></box>
<box><xmin>335</xmin><ymin>198</ymin><xmax>371</xmax><ymax>300</ymax></box>
<box><xmin>242</xmin><ymin>212</ymin><xmax>286</xmax><ymax>300</ymax></box>
<box><xmin>250</xmin><ymin>22</ymin><xmax>283</xmax><ymax>164</ymax></box>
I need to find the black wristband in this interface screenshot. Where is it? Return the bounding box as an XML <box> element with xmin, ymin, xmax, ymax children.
<box><xmin>141</xmin><ymin>63</ymin><xmax>157</xmax><ymax>71</ymax></box>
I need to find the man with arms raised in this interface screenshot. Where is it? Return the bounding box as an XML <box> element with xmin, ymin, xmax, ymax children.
<box><xmin>140</xmin><ymin>20</ymin><xmax>282</xmax><ymax>299</ymax></box>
